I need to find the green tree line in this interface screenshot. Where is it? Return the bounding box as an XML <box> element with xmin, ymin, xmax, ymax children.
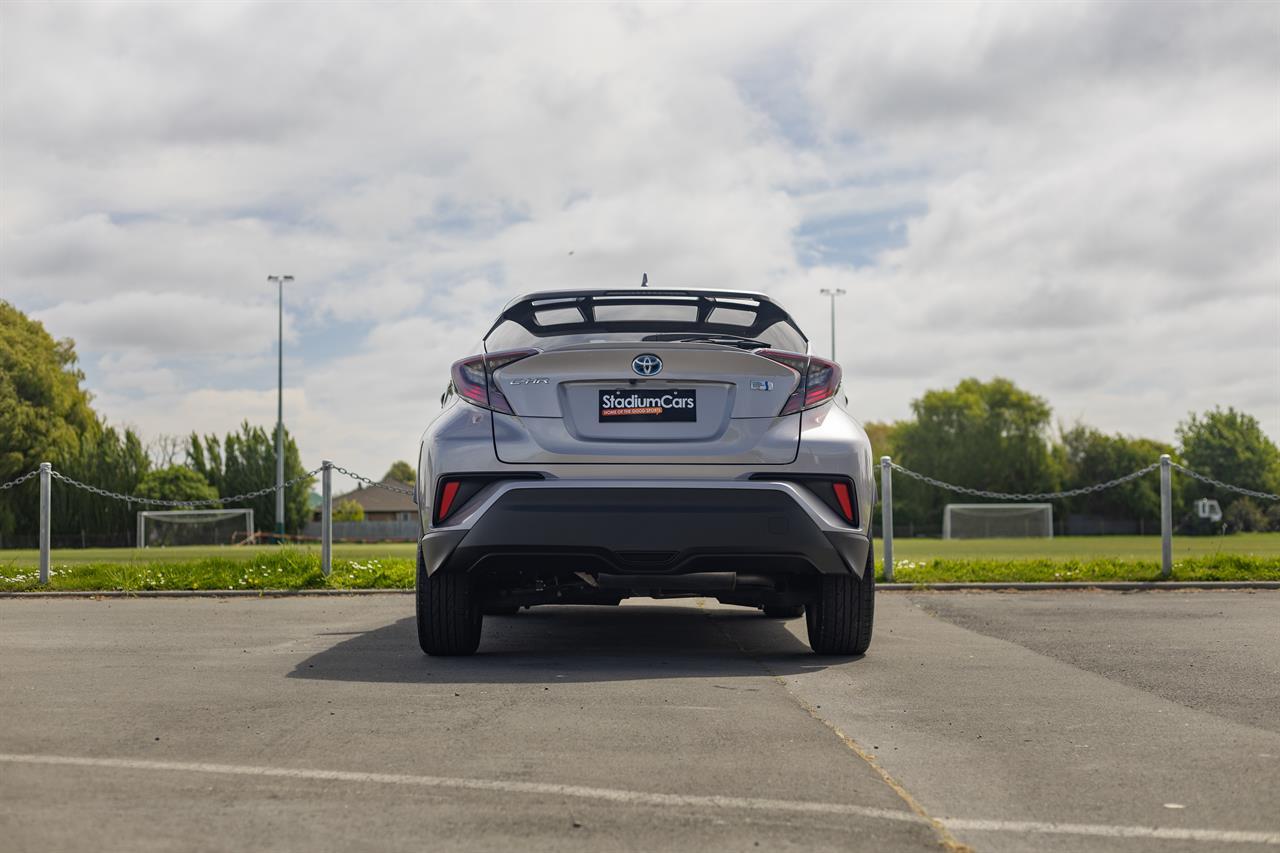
<box><xmin>867</xmin><ymin>378</ymin><xmax>1280</xmax><ymax>534</ymax></box>
<box><xmin>3</xmin><ymin>300</ymin><xmax>1277</xmax><ymax>540</ymax></box>
<box><xmin>1</xmin><ymin>301</ymin><xmax>312</xmax><ymax>541</ymax></box>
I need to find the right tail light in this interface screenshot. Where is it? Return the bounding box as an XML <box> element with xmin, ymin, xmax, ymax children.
<box><xmin>756</xmin><ymin>351</ymin><xmax>843</xmax><ymax>415</ymax></box>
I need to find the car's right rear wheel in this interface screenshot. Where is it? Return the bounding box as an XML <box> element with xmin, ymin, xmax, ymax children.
<box><xmin>416</xmin><ymin>547</ymin><xmax>483</xmax><ymax>656</ymax></box>
<box><xmin>805</xmin><ymin>543</ymin><xmax>875</xmax><ymax>655</ymax></box>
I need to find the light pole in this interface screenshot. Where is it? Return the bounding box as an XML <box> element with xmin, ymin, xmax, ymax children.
<box><xmin>819</xmin><ymin>288</ymin><xmax>845</xmax><ymax>361</ymax></box>
<box><xmin>267</xmin><ymin>275</ymin><xmax>294</xmax><ymax>541</ymax></box>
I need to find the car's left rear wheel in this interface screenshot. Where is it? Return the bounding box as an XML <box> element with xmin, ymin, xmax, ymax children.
<box><xmin>416</xmin><ymin>547</ymin><xmax>482</xmax><ymax>656</ymax></box>
<box><xmin>805</xmin><ymin>543</ymin><xmax>875</xmax><ymax>655</ymax></box>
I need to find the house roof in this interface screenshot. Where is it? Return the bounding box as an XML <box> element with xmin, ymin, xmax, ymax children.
<box><xmin>334</xmin><ymin>479</ymin><xmax>416</xmax><ymax>513</ymax></box>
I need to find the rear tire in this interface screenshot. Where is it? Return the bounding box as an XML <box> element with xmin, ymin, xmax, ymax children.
<box><xmin>805</xmin><ymin>542</ymin><xmax>875</xmax><ymax>655</ymax></box>
<box><xmin>762</xmin><ymin>604</ymin><xmax>805</xmax><ymax>619</ymax></box>
<box><xmin>416</xmin><ymin>547</ymin><xmax>482</xmax><ymax>656</ymax></box>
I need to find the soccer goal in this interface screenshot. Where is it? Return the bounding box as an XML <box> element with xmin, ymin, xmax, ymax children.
<box><xmin>137</xmin><ymin>509</ymin><xmax>255</xmax><ymax>547</ymax></box>
<box><xmin>943</xmin><ymin>504</ymin><xmax>1054</xmax><ymax>539</ymax></box>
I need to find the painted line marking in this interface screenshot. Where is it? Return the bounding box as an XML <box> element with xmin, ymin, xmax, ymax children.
<box><xmin>942</xmin><ymin>818</ymin><xmax>1280</xmax><ymax>845</ymax></box>
<box><xmin>0</xmin><ymin>753</ymin><xmax>919</xmax><ymax>824</ymax></box>
<box><xmin>2</xmin><ymin>753</ymin><xmax>1277</xmax><ymax>845</ymax></box>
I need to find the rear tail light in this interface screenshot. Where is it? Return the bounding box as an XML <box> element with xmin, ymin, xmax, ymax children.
<box><xmin>436</xmin><ymin>481</ymin><xmax>461</xmax><ymax>521</ymax></box>
<box><xmin>831</xmin><ymin>481</ymin><xmax>854</xmax><ymax>523</ymax></box>
<box><xmin>756</xmin><ymin>351</ymin><xmax>843</xmax><ymax>415</ymax></box>
<box><xmin>450</xmin><ymin>348</ymin><xmax>538</xmax><ymax>414</ymax></box>
<box><xmin>433</xmin><ymin>473</ymin><xmax>544</xmax><ymax>526</ymax></box>
<box><xmin>749</xmin><ymin>474</ymin><xmax>858</xmax><ymax>526</ymax></box>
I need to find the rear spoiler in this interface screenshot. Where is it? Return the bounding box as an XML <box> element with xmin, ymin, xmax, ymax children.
<box><xmin>485</xmin><ymin>289</ymin><xmax>807</xmax><ymax>344</ymax></box>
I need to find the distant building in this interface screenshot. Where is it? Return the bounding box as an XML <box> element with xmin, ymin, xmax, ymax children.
<box><xmin>313</xmin><ymin>479</ymin><xmax>416</xmax><ymax>523</ymax></box>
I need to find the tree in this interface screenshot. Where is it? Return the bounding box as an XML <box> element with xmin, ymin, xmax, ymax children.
<box><xmin>53</xmin><ymin>423</ymin><xmax>151</xmax><ymax>540</ymax></box>
<box><xmin>147</xmin><ymin>434</ymin><xmax>187</xmax><ymax>468</ymax></box>
<box><xmin>136</xmin><ymin>465</ymin><xmax>220</xmax><ymax>505</ymax></box>
<box><xmin>1223</xmin><ymin>498</ymin><xmax>1266</xmax><ymax>533</ymax></box>
<box><xmin>187</xmin><ymin>422</ymin><xmax>313</xmax><ymax>534</ymax></box>
<box><xmin>861</xmin><ymin>421</ymin><xmax>900</xmax><ymax>463</ymax></box>
<box><xmin>333</xmin><ymin>498</ymin><xmax>365</xmax><ymax>522</ymax></box>
<box><xmin>891</xmin><ymin>378</ymin><xmax>1059</xmax><ymax>529</ymax></box>
<box><xmin>384</xmin><ymin>460</ymin><xmax>416</xmax><ymax>484</ymax></box>
<box><xmin>1058</xmin><ymin>424</ymin><xmax>1174</xmax><ymax>523</ymax></box>
<box><xmin>0</xmin><ymin>301</ymin><xmax>99</xmax><ymax>535</ymax></box>
<box><xmin>1176</xmin><ymin>408</ymin><xmax>1280</xmax><ymax>511</ymax></box>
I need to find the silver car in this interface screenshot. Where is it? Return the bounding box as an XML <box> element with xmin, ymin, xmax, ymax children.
<box><xmin>415</xmin><ymin>288</ymin><xmax>875</xmax><ymax>656</ymax></box>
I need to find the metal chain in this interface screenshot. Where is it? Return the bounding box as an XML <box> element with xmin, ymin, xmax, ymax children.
<box><xmin>1170</xmin><ymin>463</ymin><xmax>1280</xmax><ymax>501</ymax></box>
<box><xmin>0</xmin><ymin>469</ymin><xmax>42</xmax><ymax>491</ymax></box>
<box><xmin>330</xmin><ymin>465</ymin><xmax>416</xmax><ymax>496</ymax></box>
<box><xmin>47</xmin><ymin>467</ymin><xmax>322</xmax><ymax>508</ymax></box>
<box><xmin>887</xmin><ymin>461</ymin><xmax>1161</xmax><ymax>501</ymax></box>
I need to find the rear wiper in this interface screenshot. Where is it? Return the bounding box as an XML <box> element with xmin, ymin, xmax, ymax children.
<box><xmin>641</xmin><ymin>333</ymin><xmax>772</xmax><ymax>350</ymax></box>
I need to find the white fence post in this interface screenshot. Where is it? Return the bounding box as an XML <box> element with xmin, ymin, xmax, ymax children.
<box><xmin>1160</xmin><ymin>453</ymin><xmax>1172</xmax><ymax>579</ymax></box>
<box><xmin>880</xmin><ymin>456</ymin><xmax>894</xmax><ymax>582</ymax></box>
<box><xmin>321</xmin><ymin>460</ymin><xmax>333</xmax><ymax>577</ymax></box>
<box><xmin>39</xmin><ymin>462</ymin><xmax>51</xmax><ymax>585</ymax></box>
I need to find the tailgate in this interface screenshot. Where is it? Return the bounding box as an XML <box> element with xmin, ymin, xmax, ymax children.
<box><xmin>491</xmin><ymin>345</ymin><xmax>801</xmax><ymax>465</ymax></box>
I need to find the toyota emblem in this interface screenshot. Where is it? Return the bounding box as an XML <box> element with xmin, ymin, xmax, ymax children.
<box><xmin>632</xmin><ymin>354</ymin><xmax>663</xmax><ymax>376</ymax></box>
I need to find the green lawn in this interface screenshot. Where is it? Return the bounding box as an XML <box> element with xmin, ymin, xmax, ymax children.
<box><xmin>0</xmin><ymin>542</ymin><xmax>418</xmax><ymax>568</ymax></box>
<box><xmin>888</xmin><ymin>532</ymin><xmax>1280</xmax><ymax>561</ymax></box>
<box><xmin>0</xmin><ymin>534</ymin><xmax>1277</xmax><ymax>591</ymax></box>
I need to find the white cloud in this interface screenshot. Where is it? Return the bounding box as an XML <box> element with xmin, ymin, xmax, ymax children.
<box><xmin>1</xmin><ymin>0</ymin><xmax>1276</xmax><ymax>478</ymax></box>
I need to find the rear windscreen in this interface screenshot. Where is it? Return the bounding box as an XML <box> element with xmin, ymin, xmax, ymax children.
<box><xmin>485</xmin><ymin>295</ymin><xmax>809</xmax><ymax>353</ymax></box>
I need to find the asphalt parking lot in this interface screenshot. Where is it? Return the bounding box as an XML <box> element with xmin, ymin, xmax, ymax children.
<box><xmin>1</xmin><ymin>591</ymin><xmax>1277</xmax><ymax>852</ymax></box>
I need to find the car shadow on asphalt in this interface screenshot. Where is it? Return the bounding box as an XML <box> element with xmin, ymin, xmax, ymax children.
<box><xmin>288</xmin><ymin>604</ymin><xmax>861</xmax><ymax>685</ymax></box>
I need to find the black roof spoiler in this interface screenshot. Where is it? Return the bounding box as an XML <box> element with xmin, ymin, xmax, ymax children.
<box><xmin>485</xmin><ymin>288</ymin><xmax>805</xmax><ymax>343</ymax></box>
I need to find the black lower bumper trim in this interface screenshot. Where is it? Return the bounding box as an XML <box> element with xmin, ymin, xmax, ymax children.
<box><xmin>422</xmin><ymin>487</ymin><xmax>868</xmax><ymax>579</ymax></box>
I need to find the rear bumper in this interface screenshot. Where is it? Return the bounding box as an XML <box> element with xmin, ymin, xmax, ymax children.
<box><xmin>420</xmin><ymin>482</ymin><xmax>869</xmax><ymax>580</ymax></box>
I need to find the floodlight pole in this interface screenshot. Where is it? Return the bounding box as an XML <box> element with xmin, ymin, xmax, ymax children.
<box><xmin>819</xmin><ymin>288</ymin><xmax>846</xmax><ymax>361</ymax></box>
<box><xmin>268</xmin><ymin>275</ymin><xmax>294</xmax><ymax>542</ymax></box>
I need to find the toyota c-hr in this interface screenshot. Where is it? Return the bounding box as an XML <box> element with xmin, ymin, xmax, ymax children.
<box><xmin>416</xmin><ymin>289</ymin><xmax>875</xmax><ymax>655</ymax></box>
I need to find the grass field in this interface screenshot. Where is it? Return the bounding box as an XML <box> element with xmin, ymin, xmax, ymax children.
<box><xmin>1</xmin><ymin>534</ymin><xmax>1278</xmax><ymax>591</ymax></box>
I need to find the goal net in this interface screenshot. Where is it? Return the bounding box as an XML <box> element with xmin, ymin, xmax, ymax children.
<box><xmin>943</xmin><ymin>504</ymin><xmax>1053</xmax><ymax>539</ymax></box>
<box><xmin>137</xmin><ymin>509</ymin><xmax>255</xmax><ymax>547</ymax></box>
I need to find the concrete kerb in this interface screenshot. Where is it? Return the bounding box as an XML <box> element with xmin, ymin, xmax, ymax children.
<box><xmin>1</xmin><ymin>582</ymin><xmax>1277</xmax><ymax>599</ymax></box>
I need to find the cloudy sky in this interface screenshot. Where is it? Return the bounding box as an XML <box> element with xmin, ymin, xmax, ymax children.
<box><xmin>2</xmin><ymin>1</ymin><xmax>1277</xmax><ymax>478</ymax></box>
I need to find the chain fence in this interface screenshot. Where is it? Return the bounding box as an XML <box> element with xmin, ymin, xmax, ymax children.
<box><xmin>1</xmin><ymin>469</ymin><xmax>42</xmax><ymax>491</ymax></box>
<box><xmin>884</xmin><ymin>460</ymin><xmax>1277</xmax><ymax>503</ymax></box>
<box><xmin>885</xmin><ymin>461</ymin><xmax>1163</xmax><ymax>502</ymax></box>
<box><xmin>4</xmin><ymin>454</ymin><xmax>1278</xmax><ymax>586</ymax></box>
<box><xmin>329</xmin><ymin>465</ymin><xmax>416</xmax><ymax>497</ymax></box>
<box><xmin>0</xmin><ymin>464</ymin><xmax>416</xmax><ymax>508</ymax></box>
<box><xmin>1170</xmin><ymin>462</ymin><xmax>1280</xmax><ymax>502</ymax></box>
<box><xmin>48</xmin><ymin>467</ymin><xmax>326</xmax><ymax>508</ymax></box>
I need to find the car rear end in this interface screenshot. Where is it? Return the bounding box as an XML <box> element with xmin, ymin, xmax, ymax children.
<box><xmin>416</xmin><ymin>290</ymin><xmax>875</xmax><ymax>656</ymax></box>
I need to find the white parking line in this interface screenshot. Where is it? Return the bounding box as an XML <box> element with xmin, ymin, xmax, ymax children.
<box><xmin>2</xmin><ymin>753</ymin><xmax>1277</xmax><ymax>846</ymax></box>
<box><xmin>0</xmin><ymin>753</ymin><xmax>921</xmax><ymax>824</ymax></box>
<box><xmin>941</xmin><ymin>818</ymin><xmax>1280</xmax><ymax>845</ymax></box>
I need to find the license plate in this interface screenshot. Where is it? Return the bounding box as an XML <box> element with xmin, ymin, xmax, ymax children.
<box><xmin>598</xmin><ymin>389</ymin><xmax>697</xmax><ymax>422</ymax></box>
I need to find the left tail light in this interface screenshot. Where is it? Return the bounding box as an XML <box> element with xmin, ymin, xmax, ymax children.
<box><xmin>756</xmin><ymin>351</ymin><xmax>843</xmax><ymax>415</ymax></box>
<box><xmin>450</xmin><ymin>348</ymin><xmax>539</xmax><ymax>414</ymax></box>
<box><xmin>433</xmin><ymin>474</ymin><xmax>545</xmax><ymax>526</ymax></box>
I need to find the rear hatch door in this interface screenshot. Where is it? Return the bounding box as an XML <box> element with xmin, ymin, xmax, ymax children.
<box><xmin>492</xmin><ymin>344</ymin><xmax>801</xmax><ymax>464</ymax></box>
